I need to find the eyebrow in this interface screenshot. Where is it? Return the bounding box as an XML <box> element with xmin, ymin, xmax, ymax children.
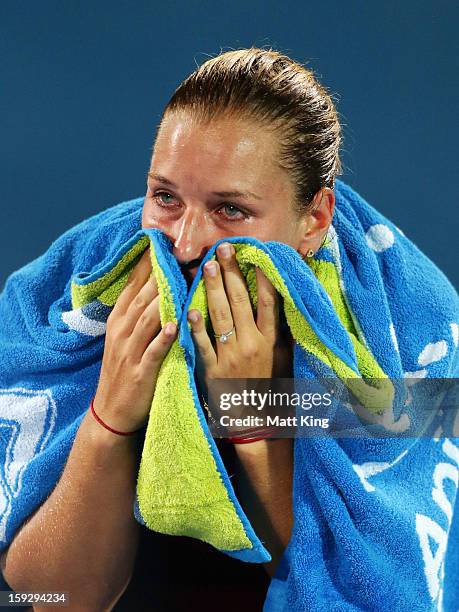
<box><xmin>146</xmin><ymin>171</ymin><xmax>262</xmax><ymax>201</ymax></box>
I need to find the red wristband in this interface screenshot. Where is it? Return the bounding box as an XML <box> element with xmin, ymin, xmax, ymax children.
<box><xmin>90</xmin><ymin>397</ymin><xmax>139</xmax><ymax>437</ymax></box>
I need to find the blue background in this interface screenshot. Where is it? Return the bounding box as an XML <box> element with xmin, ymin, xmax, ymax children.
<box><xmin>1</xmin><ymin>1</ymin><xmax>458</xmax><ymax>290</ymax></box>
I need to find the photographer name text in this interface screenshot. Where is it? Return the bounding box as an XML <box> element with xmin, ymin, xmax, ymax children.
<box><xmin>219</xmin><ymin>415</ymin><xmax>330</xmax><ymax>429</ymax></box>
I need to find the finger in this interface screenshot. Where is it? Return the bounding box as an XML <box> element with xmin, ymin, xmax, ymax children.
<box><xmin>141</xmin><ymin>321</ymin><xmax>177</xmax><ymax>370</ymax></box>
<box><xmin>113</xmin><ymin>249</ymin><xmax>154</xmax><ymax>316</ymax></box>
<box><xmin>120</xmin><ymin>271</ymin><xmax>158</xmax><ymax>337</ymax></box>
<box><xmin>255</xmin><ymin>267</ymin><xmax>279</xmax><ymax>340</ymax></box>
<box><xmin>215</xmin><ymin>242</ymin><xmax>256</xmax><ymax>335</ymax></box>
<box><xmin>187</xmin><ymin>309</ymin><xmax>217</xmax><ymax>370</ymax></box>
<box><xmin>203</xmin><ymin>260</ymin><xmax>236</xmax><ymax>343</ymax></box>
<box><xmin>127</xmin><ymin>294</ymin><xmax>161</xmax><ymax>360</ymax></box>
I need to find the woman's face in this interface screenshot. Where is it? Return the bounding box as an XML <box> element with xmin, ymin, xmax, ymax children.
<box><xmin>142</xmin><ymin>111</ymin><xmax>328</xmax><ymax>284</ymax></box>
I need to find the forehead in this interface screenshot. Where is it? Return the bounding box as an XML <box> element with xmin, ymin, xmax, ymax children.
<box><xmin>150</xmin><ymin>112</ymin><xmax>291</xmax><ymax>193</ymax></box>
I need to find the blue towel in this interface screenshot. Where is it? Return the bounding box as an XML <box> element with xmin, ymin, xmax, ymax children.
<box><xmin>0</xmin><ymin>180</ymin><xmax>458</xmax><ymax>610</ymax></box>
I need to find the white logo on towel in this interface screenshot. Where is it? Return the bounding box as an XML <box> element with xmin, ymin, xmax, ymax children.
<box><xmin>416</xmin><ymin>439</ymin><xmax>459</xmax><ymax>602</ymax></box>
<box><xmin>353</xmin><ymin>449</ymin><xmax>409</xmax><ymax>492</ymax></box>
<box><xmin>450</xmin><ymin>323</ymin><xmax>458</xmax><ymax>348</ymax></box>
<box><xmin>366</xmin><ymin>224</ymin><xmax>395</xmax><ymax>253</ymax></box>
<box><xmin>418</xmin><ymin>341</ymin><xmax>448</xmax><ymax>367</ymax></box>
<box><xmin>389</xmin><ymin>323</ymin><xmax>399</xmax><ymax>353</ymax></box>
<box><xmin>62</xmin><ymin>307</ymin><xmax>106</xmax><ymax>337</ymax></box>
<box><xmin>0</xmin><ymin>388</ymin><xmax>57</xmax><ymax>542</ymax></box>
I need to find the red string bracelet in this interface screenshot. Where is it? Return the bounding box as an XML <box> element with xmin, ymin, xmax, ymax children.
<box><xmin>90</xmin><ymin>397</ymin><xmax>139</xmax><ymax>437</ymax></box>
<box><xmin>226</xmin><ymin>428</ymin><xmax>279</xmax><ymax>444</ymax></box>
<box><xmin>202</xmin><ymin>398</ymin><xmax>279</xmax><ymax>444</ymax></box>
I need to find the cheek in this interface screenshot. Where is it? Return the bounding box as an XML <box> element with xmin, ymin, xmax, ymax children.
<box><xmin>267</xmin><ymin>214</ymin><xmax>303</xmax><ymax>247</ymax></box>
<box><xmin>256</xmin><ymin>215</ymin><xmax>295</xmax><ymax>242</ymax></box>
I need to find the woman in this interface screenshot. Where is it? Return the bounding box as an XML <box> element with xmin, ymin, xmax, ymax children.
<box><xmin>0</xmin><ymin>48</ymin><xmax>458</xmax><ymax>611</ymax></box>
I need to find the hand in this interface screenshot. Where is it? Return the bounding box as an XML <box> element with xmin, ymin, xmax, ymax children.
<box><xmin>93</xmin><ymin>249</ymin><xmax>177</xmax><ymax>433</ymax></box>
<box><xmin>187</xmin><ymin>242</ymin><xmax>284</xmax><ymax>393</ymax></box>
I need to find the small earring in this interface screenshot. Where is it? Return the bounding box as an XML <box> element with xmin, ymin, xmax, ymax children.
<box><xmin>305</xmin><ymin>249</ymin><xmax>315</xmax><ymax>258</ymax></box>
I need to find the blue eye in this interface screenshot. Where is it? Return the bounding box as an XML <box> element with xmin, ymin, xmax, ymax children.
<box><xmin>220</xmin><ymin>204</ymin><xmax>246</xmax><ymax>220</ymax></box>
<box><xmin>155</xmin><ymin>192</ymin><xmax>175</xmax><ymax>206</ymax></box>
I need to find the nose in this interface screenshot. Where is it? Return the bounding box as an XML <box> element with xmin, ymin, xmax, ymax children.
<box><xmin>171</xmin><ymin>208</ymin><xmax>212</xmax><ymax>267</ymax></box>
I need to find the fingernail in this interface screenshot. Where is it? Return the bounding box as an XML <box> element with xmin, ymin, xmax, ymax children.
<box><xmin>205</xmin><ymin>261</ymin><xmax>218</xmax><ymax>276</ymax></box>
<box><xmin>218</xmin><ymin>243</ymin><xmax>233</xmax><ymax>258</ymax></box>
<box><xmin>188</xmin><ymin>310</ymin><xmax>199</xmax><ymax>323</ymax></box>
<box><xmin>165</xmin><ymin>323</ymin><xmax>176</xmax><ymax>336</ymax></box>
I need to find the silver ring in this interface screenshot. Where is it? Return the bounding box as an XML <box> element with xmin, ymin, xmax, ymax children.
<box><xmin>214</xmin><ymin>325</ymin><xmax>236</xmax><ymax>344</ymax></box>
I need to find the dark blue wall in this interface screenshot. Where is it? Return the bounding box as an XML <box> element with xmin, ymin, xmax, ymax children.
<box><xmin>2</xmin><ymin>1</ymin><xmax>458</xmax><ymax>289</ymax></box>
